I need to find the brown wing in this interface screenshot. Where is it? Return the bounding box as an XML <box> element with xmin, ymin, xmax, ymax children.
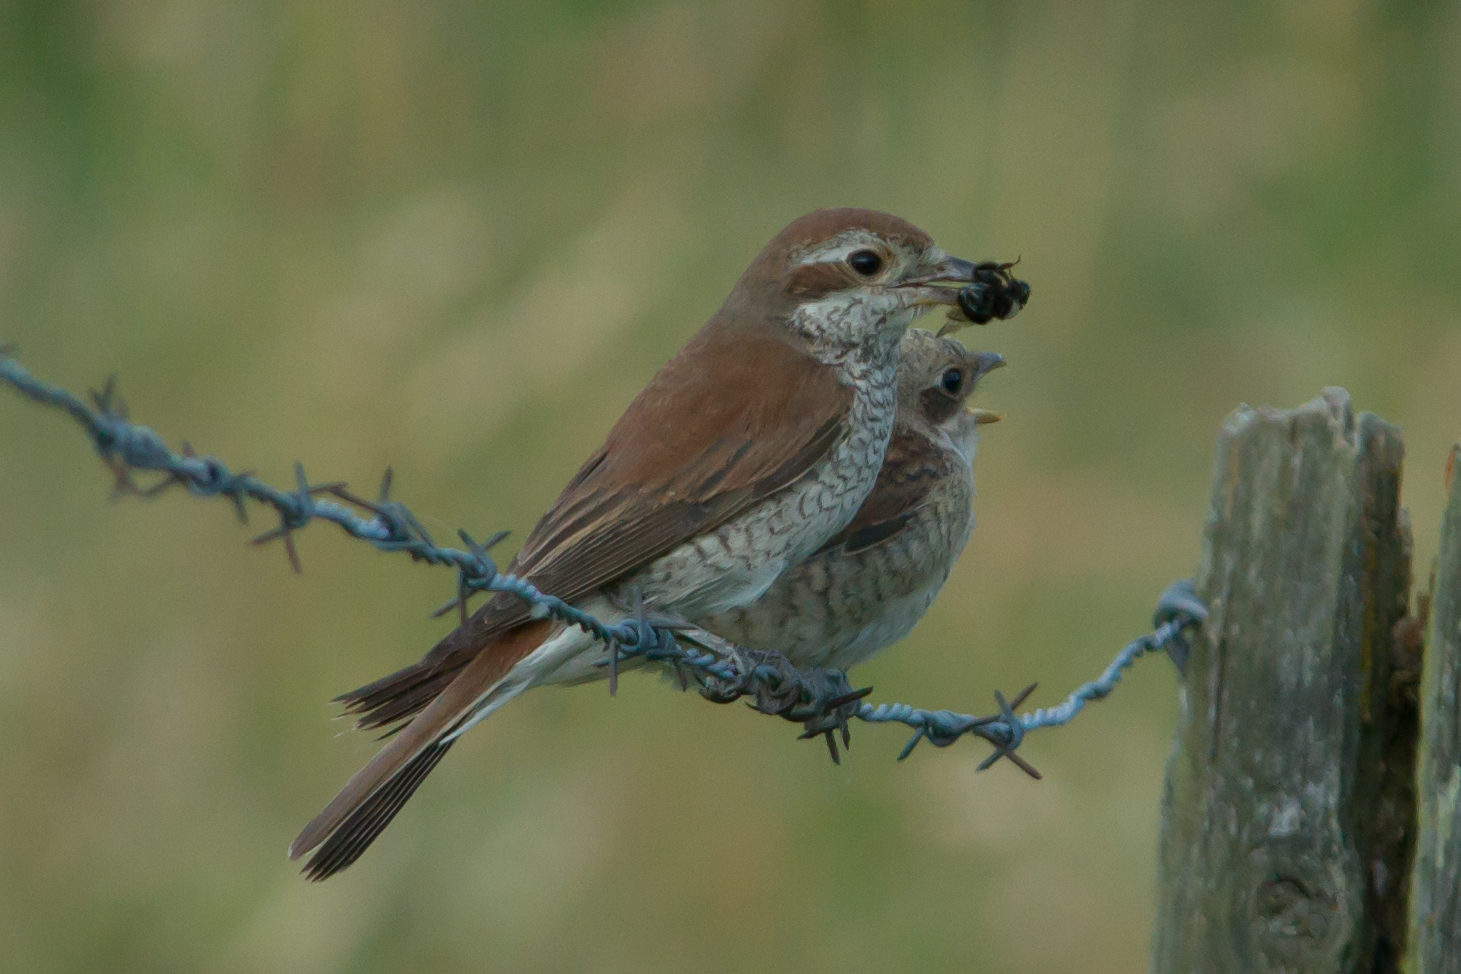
<box><xmin>814</xmin><ymin>425</ymin><xmax>950</xmax><ymax>556</ymax></box>
<box><xmin>339</xmin><ymin>315</ymin><xmax>853</xmax><ymax>728</ymax></box>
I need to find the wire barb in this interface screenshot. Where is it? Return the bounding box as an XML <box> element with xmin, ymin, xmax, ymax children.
<box><xmin>0</xmin><ymin>348</ymin><xmax>1207</xmax><ymax>771</ymax></box>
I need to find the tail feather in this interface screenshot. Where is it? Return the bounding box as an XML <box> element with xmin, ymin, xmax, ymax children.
<box><xmin>336</xmin><ymin>660</ymin><xmax>439</xmax><ymax>715</ymax></box>
<box><xmin>291</xmin><ymin>619</ymin><xmax>554</xmax><ymax>878</ymax></box>
<box><xmin>336</xmin><ymin>655</ymin><xmax>470</xmax><ymax>731</ymax></box>
<box><xmin>302</xmin><ymin>740</ymin><xmax>454</xmax><ymax>880</ymax></box>
<box><xmin>341</xmin><ymin>664</ymin><xmax>468</xmax><ymax>732</ymax></box>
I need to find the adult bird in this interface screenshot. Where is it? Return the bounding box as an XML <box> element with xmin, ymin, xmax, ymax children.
<box><xmin>291</xmin><ymin>208</ymin><xmax>1018</xmax><ymax>879</ymax></box>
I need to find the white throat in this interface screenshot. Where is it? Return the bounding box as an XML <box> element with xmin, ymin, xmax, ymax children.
<box><xmin>947</xmin><ymin>416</ymin><xmax>980</xmax><ymax>470</ymax></box>
<box><xmin>789</xmin><ymin>294</ymin><xmax>922</xmax><ymax>368</ymax></box>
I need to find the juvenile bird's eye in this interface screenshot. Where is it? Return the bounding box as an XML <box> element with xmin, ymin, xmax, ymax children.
<box><xmin>847</xmin><ymin>250</ymin><xmax>883</xmax><ymax>276</ymax></box>
<box><xmin>940</xmin><ymin>368</ymin><xmax>964</xmax><ymax>395</ymax></box>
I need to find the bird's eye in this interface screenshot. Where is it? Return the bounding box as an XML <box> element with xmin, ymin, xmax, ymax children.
<box><xmin>847</xmin><ymin>250</ymin><xmax>883</xmax><ymax>277</ymax></box>
<box><xmin>940</xmin><ymin>369</ymin><xmax>964</xmax><ymax>395</ymax></box>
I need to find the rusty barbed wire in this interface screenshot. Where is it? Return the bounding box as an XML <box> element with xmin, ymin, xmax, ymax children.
<box><xmin>1</xmin><ymin>347</ymin><xmax>1207</xmax><ymax>774</ymax></box>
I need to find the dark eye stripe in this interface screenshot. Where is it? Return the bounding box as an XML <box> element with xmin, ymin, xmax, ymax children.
<box><xmin>785</xmin><ymin>262</ymin><xmax>851</xmax><ymax>298</ymax></box>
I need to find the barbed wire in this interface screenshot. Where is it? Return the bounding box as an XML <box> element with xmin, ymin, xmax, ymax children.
<box><xmin>0</xmin><ymin>346</ymin><xmax>1207</xmax><ymax>774</ymax></box>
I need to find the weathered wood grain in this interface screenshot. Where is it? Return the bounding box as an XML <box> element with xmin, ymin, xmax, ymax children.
<box><xmin>1150</xmin><ymin>389</ymin><xmax>1415</xmax><ymax>974</ymax></box>
<box><xmin>1408</xmin><ymin>442</ymin><xmax>1461</xmax><ymax>972</ymax></box>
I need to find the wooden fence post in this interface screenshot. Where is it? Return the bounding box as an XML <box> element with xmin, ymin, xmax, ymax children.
<box><xmin>1150</xmin><ymin>389</ymin><xmax>1417</xmax><ymax>973</ymax></box>
<box><xmin>1408</xmin><ymin>443</ymin><xmax>1461</xmax><ymax>971</ymax></box>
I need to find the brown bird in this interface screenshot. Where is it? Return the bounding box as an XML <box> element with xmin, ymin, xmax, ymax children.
<box><xmin>290</xmin><ymin>208</ymin><xmax>1011</xmax><ymax>879</ymax></box>
<box><xmin>700</xmin><ymin>328</ymin><xmax>1004</xmax><ymax>672</ymax></box>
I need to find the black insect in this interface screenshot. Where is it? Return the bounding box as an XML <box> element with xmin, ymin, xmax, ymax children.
<box><xmin>947</xmin><ymin>260</ymin><xmax>1031</xmax><ymax>327</ymax></box>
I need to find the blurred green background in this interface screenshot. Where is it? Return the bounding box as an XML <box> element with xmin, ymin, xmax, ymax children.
<box><xmin>1</xmin><ymin>1</ymin><xmax>1458</xmax><ymax>971</ymax></box>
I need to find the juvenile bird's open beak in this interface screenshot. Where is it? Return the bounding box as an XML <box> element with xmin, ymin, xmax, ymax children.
<box><xmin>966</xmin><ymin>352</ymin><xmax>1007</xmax><ymax>426</ymax></box>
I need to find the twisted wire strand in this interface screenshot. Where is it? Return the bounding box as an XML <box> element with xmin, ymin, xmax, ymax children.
<box><xmin>1</xmin><ymin>348</ymin><xmax>1207</xmax><ymax>774</ymax></box>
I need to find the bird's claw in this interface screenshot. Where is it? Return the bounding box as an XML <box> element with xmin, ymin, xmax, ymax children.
<box><xmin>694</xmin><ymin>649</ymin><xmax>872</xmax><ymax>763</ymax></box>
<box><xmin>696</xmin><ymin>646</ymin><xmax>799</xmax><ymax>709</ymax></box>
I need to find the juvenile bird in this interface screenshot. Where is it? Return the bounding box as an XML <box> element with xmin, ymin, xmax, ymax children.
<box><xmin>291</xmin><ymin>209</ymin><xmax>1018</xmax><ymax>878</ymax></box>
<box><xmin>701</xmin><ymin>328</ymin><xmax>1004</xmax><ymax>672</ymax></box>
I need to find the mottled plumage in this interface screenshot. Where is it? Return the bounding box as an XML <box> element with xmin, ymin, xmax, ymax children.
<box><xmin>291</xmin><ymin>209</ymin><xmax>995</xmax><ymax>878</ymax></box>
<box><xmin>702</xmin><ymin>329</ymin><xmax>1005</xmax><ymax>671</ymax></box>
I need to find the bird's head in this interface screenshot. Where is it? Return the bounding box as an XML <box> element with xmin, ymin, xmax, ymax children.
<box><xmin>897</xmin><ymin>328</ymin><xmax>1006</xmax><ymax>461</ymax></box>
<box><xmin>728</xmin><ymin>208</ymin><xmax>1002</xmax><ymax>359</ymax></box>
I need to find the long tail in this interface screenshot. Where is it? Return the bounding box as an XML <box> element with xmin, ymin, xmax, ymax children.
<box><xmin>335</xmin><ymin>655</ymin><xmax>469</xmax><ymax>734</ymax></box>
<box><xmin>297</xmin><ymin>740</ymin><xmax>455</xmax><ymax>880</ymax></box>
<box><xmin>290</xmin><ymin>620</ymin><xmax>554</xmax><ymax>880</ymax></box>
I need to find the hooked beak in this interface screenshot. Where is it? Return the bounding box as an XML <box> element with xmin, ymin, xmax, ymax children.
<box><xmin>899</xmin><ymin>251</ymin><xmax>1030</xmax><ymax>329</ymax></box>
<box><xmin>896</xmin><ymin>252</ymin><xmax>986</xmax><ymax>308</ymax></box>
<box><xmin>971</xmin><ymin>351</ymin><xmax>1006</xmax><ymax>381</ymax></box>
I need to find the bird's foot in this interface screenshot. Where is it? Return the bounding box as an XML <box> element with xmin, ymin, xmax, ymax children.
<box><xmin>696</xmin><ymin>645</ymin><xmax>805</xmax><ymax>711</ymax></box>
<box><xmin>689</xmin><ymin>641</ymin><xmax>871</xmax><ymax>763</ymax></box>
<box><xmin>672</xmin><ymin>624</ymin><xmax>875</xmax><ymax>763</ymax></box>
